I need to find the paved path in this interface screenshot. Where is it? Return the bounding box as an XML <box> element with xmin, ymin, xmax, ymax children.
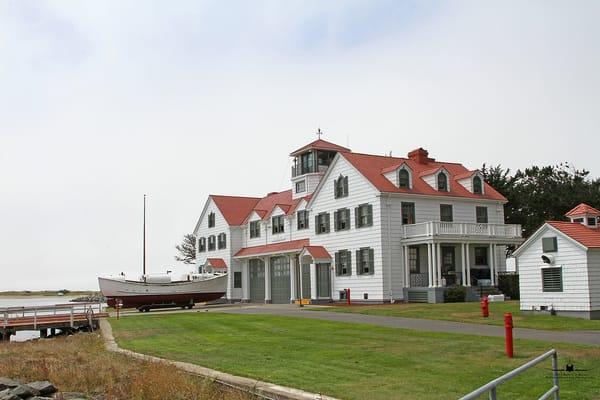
<box><xmin>209</xmin><ymin>304</ymin><xmax>600</xmax><ymax>346</ymax></box>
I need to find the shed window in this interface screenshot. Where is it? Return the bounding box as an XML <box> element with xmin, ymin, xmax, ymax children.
<box><xmin>542</xmin><ymin>237</ymin><xmax>558</xmax><ymax>253</ymax></box>
<box><xmin>440</xmin><ymin>204</ymin><xmax>453</xmax><ymax>222</ymax></box>
<box><xmin>398</xmin><ymin>169</ymin><xmax>410</xmax><ymax>188</ymax></box>
<box><xmin>437</xmin><ymin>173</ymin><xmax>448</xmax><ymax>192</ymax></box>
<box><xmin>355</xmin><ymin>204</ymin><xmax>373</xmax><ymax>228</ymax></box>
<box><xmin>473</xmin><ymin>176</ymin><xmax>483</xmax><ymax>194</ymax></box>
<box><xmin>272</xmin><ymin>215</ymin><xmax>285</xmax><ymax>234</ymax></box>
<box><xmin>334</xmin><ymin>208</ymin><xmax>351</xmax><ymax>231</ymax></box>
<box><xmin>356</xmin><ymin>248</ymin><xmax>375</xmax><ymax>275</ymax></box>
<box><xmin>542</xmin><ymin>267</ymin><xmax>562</xmax><ymax>292</ymax></box>
<box><xmin>335</xmin><ymin>250</ymin><xmax>352</xmax><ymax>276</ymax></box>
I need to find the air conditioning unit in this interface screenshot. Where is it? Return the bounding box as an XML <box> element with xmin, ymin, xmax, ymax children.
<box><xmin>541</xmin><ymin>254</ymin><xmax>555</xmax><ymax>265</ymax></box>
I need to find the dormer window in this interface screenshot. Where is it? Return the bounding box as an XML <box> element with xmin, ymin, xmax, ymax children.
<box><xmin>334</xmin><ymin>175</ymin><xmax>348</xmax><ymax>198</ymax></box>
<box><xmin>398</xmin><ymin>169</ymin><xmax>410</xmax><ymax>189</ymax></box>
<box><xmin>473</xmin><ymin>176</ymin><xmax>483</xmax><ymax>194</ymax></box>
<box><xmin>437</xmin><ymin>173</ymin><xmax>448</xmax><ymax>192</ymax></box>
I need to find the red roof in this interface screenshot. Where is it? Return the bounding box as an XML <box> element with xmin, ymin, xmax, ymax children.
<box><xmin>290</xmin><ymin>139</ymin><xmax>351</xmax><ymax>156</ymax></box>
<box><xmin>234</xmin><ymin>239</ymin><xmax>310</xmax><ymax>258</ymax></box>
<box><xmin>341</xmin><ymin>152</ymin><xmax>506</xmax><ymax>201</ymax></box>
<box><xmin>210</xmin><ymin>195</ymin><xmax>260</xmax><ymax>226</ymax></box>
<box><xmin>206</xmin><ymin>258</ymin><xmax>227</xmax><ymax>268</ymax></box>
<box><xmin>565</xmin><ymin>203</ymin><xmax>600</xmax><ymax>217</ymax></box>
<box><xmin>547</xmin><ymin>221</ymin><xmax>600</xmax><ymax>248</ymax></box>
<box><xmin>302</xmin><ymin>246</ymin><xmax>331</xmax><ymax>260</ymax></box>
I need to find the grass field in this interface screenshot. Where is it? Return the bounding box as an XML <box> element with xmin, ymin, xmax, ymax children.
<box><xmin>309</xmin><ymin>301</ymin><xmax>600</xmax><ymax>331</ymax></box>
<box><xmin>110</xmin><ymin>312</ymin><xmax>600</xmax><ymax>400</ymax></box>
<box><xmin>0</xmin><ymin>333</ymin><xmax>247</xmax><ymax>400</ymax></box>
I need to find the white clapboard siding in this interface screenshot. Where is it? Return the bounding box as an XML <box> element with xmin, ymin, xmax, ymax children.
<box><xmin>306</xmin><ymin>155</ymin><xmax>385</xmax><ymax>301</ymax></box>
<box><xmin>408</xmin><ymin>197</ymin><xmax>504</xmax><ymax>225</ymax></box>
<box><xmin>587</xmin><ymin>249</ymin><xmax>600</xmax><ymax>309</ymax></box>
<box><xmin>518</xmin><ymin>227</ymin><xmax>591</xmax><ymax>311</ymax></box>
<box><xmin>380</xmin><ymin>196</ymin><xmax>406</xmax><ymax>299</ymax></box>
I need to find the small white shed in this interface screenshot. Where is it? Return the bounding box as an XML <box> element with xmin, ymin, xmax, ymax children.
<box><xmin>514</xmin><ymin>204</ymin><xmax>600</xmax><ymax>320</ymax></box>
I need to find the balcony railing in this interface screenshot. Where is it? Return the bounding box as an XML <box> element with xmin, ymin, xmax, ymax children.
<box><xmin>291</xmin><ymin>164</ymin><xmax>329</xmax><ymax>178</ymax></box>
<box><xmin>402</xmin><ymin>221</ymin><xmax>522</xmax><ymax>239</ymax></box>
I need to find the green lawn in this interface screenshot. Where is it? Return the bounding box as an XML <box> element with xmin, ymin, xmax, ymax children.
<box><xmin>309</xmin><ymin>301</ymin><xmax>600</xmax><ymax>331</ymax></box>
<box><xmin>110</xmin><ymin>313</ymin><xmax>600</xmax><ymax>400</ymax></box>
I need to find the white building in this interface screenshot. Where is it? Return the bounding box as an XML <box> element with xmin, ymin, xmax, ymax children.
<box><xmin>193</xmin><ymin>138</ymin><xmax>523</xmax><ymax>303</ymax></box>
<box><xmin>514</xmin><ymin>203</ymin><xmax>600</xmax><ymax>319</ymax></box>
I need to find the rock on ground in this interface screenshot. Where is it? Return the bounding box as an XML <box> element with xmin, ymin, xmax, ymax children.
<box><xmin>26</xmin><ymin>382</ymin><xmax>56</xmax><ymax>396</ymax></box>
<box><xmin>0</xmin><ymin>379</ymin><xmax>21</xmax><ymax>391</ymax></box>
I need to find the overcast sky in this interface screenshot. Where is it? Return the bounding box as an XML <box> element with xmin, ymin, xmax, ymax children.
<box><xmin>1</xmin><ymin>1</ymin><xmax>599</xmax><ymax>290</ymax></box>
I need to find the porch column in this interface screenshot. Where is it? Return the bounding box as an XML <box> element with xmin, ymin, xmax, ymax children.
<box><xmin>460</xmin><ymin>243</ymin><xmax>467</xmax><ymax>286</ymax></box>
<box><xmin>289</xmin><ymin>255</ymin><xmax>297</xmax><ymax>302</ymax></box>
<box><xmin>427</xmin><ymin>243</ymin><xmax>433</xmax><ymax>287</ymax></box>
<box><xmin>310</xmin><ymin>262</ymin><xmax>318</xmax><ymax>300</ymax></box>
<box><xmin>227</xmin><ymin>264</ymin><xmax>234</xmax><ymax>301</ymax></box>
<box><xmin>264</xmin><ymin>257</ymin><xmax>271</xmax><ymax>303</ymax></box>
<box><xmin>299</xmin><ymin>261</ymin><xmax>304</xmax><ymax>299</ymax></box>
<box><xmin>436</xmin><ymin>242</ymin><xmax>442</xmax><ymax>287</ymax></box>
<box><xmin>465</xmin><ymin>243</ymin><xmax>472</xmax><ymax>287</ymax></box>
<box><xmin>489</xmin><ymin>244</ymin><xmax>496</xmax><ymax>286</ymax></box>
<box><xmin>403</xmin><ymin>245</ymin><xmax>410</xmax><ymax>288</ymax></box>
<box><xmin>242</xmin><ymin>259</ymin><xmax>250</xmax><ymax>301</ymax></box>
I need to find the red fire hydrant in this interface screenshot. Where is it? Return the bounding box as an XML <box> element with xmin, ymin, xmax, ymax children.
<box><xmin>346</xmin><ymin>288</ymin><xmax>351</xmax><ymax>306</ymax></box>
<box><xmin>480</xmin><ymin>296</ymin><xmax>489</xmax><ymax>318</ymax></box>
<box><xmin>504</xmin><ymin>313</ymin><xmax>514</xmax><ymax>358</ymax></box>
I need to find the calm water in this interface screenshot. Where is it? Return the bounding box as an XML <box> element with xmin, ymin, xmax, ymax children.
<box><xmin>1</xmin><ymin>296</ymin><xmax>78</xmax><ymax>341</ymax></box>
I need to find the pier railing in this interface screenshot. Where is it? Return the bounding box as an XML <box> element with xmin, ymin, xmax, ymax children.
<box><xmin>1</xmin><ymin>302</ymin><xmax>104</xmax><ymax>330</ymax></box>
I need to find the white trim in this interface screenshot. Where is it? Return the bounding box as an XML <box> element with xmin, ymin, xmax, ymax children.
<box><xmin>513</xmin><ymin>223</ymin><xmax>589</xmax><ymax>257</ymax></box>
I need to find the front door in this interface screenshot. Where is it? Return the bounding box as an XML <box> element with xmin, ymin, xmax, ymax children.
<box><xmin>249</xmin><ymin>259</ymin><xmax>265</xmax><ymax>302</ymax></box>
<box><xmin>301</xmin><ymin>263</ymin><xmax>311</xmax><ymax>299</ymax></box>
<box><xmin>316</xmin><ymin>263</ymin><xmax>331</xmax><ymax>298</ymax></box>
<box><xmin>441</xmin><ymin>246</ymin><xmax>456</xmax><ymax>286</ymax></box>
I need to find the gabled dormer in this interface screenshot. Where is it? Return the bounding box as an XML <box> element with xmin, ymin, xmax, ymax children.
<box><xmin>456</xmin><ymin>170</ymin><xmax>485</xmax><ymax>195</ymax></box>
<box><xmin>382</xmin><ymin>162</ymin><xmax>413</xmax><ymax>189</ymax></box>
<box><xmin>565</xmin><ymin>203</ymin><xmax>600</xmax><ymax>229</ymax></box>
<box><xmin>290</xmin><ymin>137</ymin><xmax>351</xmax><ymax>199</ymax></box>
<box><xmin>420</xmin><ymin>166</ymin><xmax>451</xmax><ymax>192</ymax></box>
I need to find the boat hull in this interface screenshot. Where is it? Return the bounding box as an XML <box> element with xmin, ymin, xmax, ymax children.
<box><xmin>98</xmin><ymin>275</ymin><xmax>227</xmax><ymax>308</ymax></box>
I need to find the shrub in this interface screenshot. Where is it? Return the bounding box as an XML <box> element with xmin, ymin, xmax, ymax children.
<box><xmin>498</xmin><ymin>273</ymin><xmax>520</xmax><ymax>300</ymax></box>
<box><xmin>444</xmin><ymin>286</ymin><xmax>467</xmax><ymax>303</ymax></box>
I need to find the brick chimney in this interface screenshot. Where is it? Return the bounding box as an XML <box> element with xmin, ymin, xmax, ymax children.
<box><xmin>408</xmin><ymin>148</ymin><xmax>433</xmax><ymax>164</ymax></box>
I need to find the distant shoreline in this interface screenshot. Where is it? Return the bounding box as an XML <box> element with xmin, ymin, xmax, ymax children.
<box><xmin>0</xmin><ymin>291</ymin><xmax>98</xmax><ymax>297</ymax></box>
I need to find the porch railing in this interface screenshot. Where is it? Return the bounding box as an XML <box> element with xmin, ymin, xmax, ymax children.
<box><xmin>402</xmin><ymin>221</ymin><xmax>522</xmax><ymax>239</ymax></box>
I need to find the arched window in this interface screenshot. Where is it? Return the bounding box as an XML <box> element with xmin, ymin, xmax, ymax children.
<box><xmin>473</xmin><ymin>176</ymin><xmax>483</xmax><ymax>194</ymax></box>
<box><xmin>398</xmin><ymin>169</ymin><xmax>410</xmax><ymax>188</ymax></box>
<box><xmin>437</xmin><ymin>173</ymin><xmax>448</xmax><ymax>192</ymax></box>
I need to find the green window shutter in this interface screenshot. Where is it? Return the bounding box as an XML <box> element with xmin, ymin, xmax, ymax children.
<box><xmin>347</xmin><ymin>250</ymin><xmax>352</xmax><ymax>276</ymax></box>
<box><xmin>356</xmin><ymin>250</ymin><xmax>362</xmax><ymax>275</ymax></box>
<box><xmin>223</xmin><ymin>234</ymin><xmax>227</xmax><ymax>248</ymax></box>
<box><xmin>344</xmin><ymin>176</ymin><xmax>348</xmax><ymax>196</ymax></box>
<box><xmin>355</xmin><ymin>207</ymin><xmax>360</xmax><ymax>228</ymax></box>
<box><xmin>325</xmin><ymin>213</ymin><xmax>330</xmax><ymax>233</ymax></box>
<box><xmin>305</xmin><ymin>211</ymin><xmax>309</xmax><ymax>229</ymax></box>
<box><xmin>335</xmin><ymin>252</ymin><xmax>340</xmax><ymax>275</ymax></box>
<box><xmin>368</xmin><ymin>248</ymin><xmax>375</xmax><ymax>274</ymax></box>
<box><xmin>367</xmin><ymin>204</ymin><xmax>373</xmax><ymax>226</ymax></box>
<box><xmin>334</xmin><ymin>210</ymin><xmax>339</xmax><ymax>231</ymax></box>
<box><xmin>333</xmin><ymin>178</ymin><xmax>338</xmax><ymax>198</ymax></box>
<box><xmin>315</xmin><ymin>215</ymin><xmax>319</xmax><ymax>235</ymax></box>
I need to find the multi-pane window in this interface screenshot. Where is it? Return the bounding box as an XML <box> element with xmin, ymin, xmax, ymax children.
<box><xmin>574</xmin><ymin>218</ymin><xmax>584</xmax><ymax>223</ymax></box>
<box><xmin>334</xmin><ymin>208</ymin><xmax>351</xmax><ymax>231</ymax></box>
<box><xmin>474</xmin><ymin>247</ymin><xmax>488</xmax><ymax>265</ymax></box>
<box><xmin>401</xmin><ymin>202</ymin><xmax>415</xmax><ymax>225</ymax></box>
<box><xmin>234</xmin><ymin>271</ymin><xmax>242</xmax><ymax>288</ymax></box>
<box><xmin>440</xmin><ymin>204</ymin><xmax>453</xmax><ymax>222</ymax></box>
<box><xmin>473</xmin><ymin>176</ymin><xmax>483</xmax><ymax>194</ymax></box>
<box><xmin>198</xmin><ymin>237</ymin><xmax>206</xmax><ymax>252</ymax></box>
<box><xmin>355</xmin><ymin>204</ymin><xmax>373</xmax><ymax>228</ymax></box>
<box><xmin>208</xmin><ymin>235</ymin><xmax>216</xmax><ymax>251</ymax></box>
<box><xmin>217</xmin><ymin>233</ymin><xmax>227</xmax><ymax>249</ymax></box>
<box><xmin>437</xmin><ymin>173</ymin><xmax>448</xmax><ymax>192</ymax></box>
<box><xmin>335</xmin><ymin>250</ymin><xmax>352</xmax><ymax>276</ymax></box>
<box><xmin>297</xmin><ymin>210</ymin><xmax>309</xmax><ymax>230</ymax></box>
<box><xmin>334</xmin><ymin>175</ymin><xmax>349</xmax><ymax>198</ymax></box>
<box><xmin>542</xmin><ymin>237</ymin><xmax>558</xmax><ymax>253</ymax></box>
<box><xmin>542</xmin><ymin>267</ymin><xmax>562</xmax><ymax>292</ymax></box>
<box><xmin>295</xmin><ymin>180</ymin><xmax>306</xmax><ymax>193</ymax></box>
<box><xmin>208</xmin><ymin>212</ymin><xmax>215</xmax><ymax>228</ymax></box>
<box><xmin>476</xmin><ymin>206</ymin><xmax>488</xmax><ymax>223</ymax></box>
<box><xmin>249</xmin><ymin>221</ymin><xmax>261</xmax><ymax>238</ymax></box>
<box><xmin>315</xmin><ymin>212</ymin><xmax>330</xmax><ymax>234</ymax></box>
<box><xmin>272</xmin><ymin>215</ymin><xmax>285</xmax><ymax>234</ymax></box>
<box><xmin>398</xmin><ymin>169</ymin><xmax>410</xmax><ymax>188</ymax></box>
<box><xmin>356</xmin><ymin>248</ymin><xmax>375</xmax><ymax>275</ymax></box>
<box><xmin>408</xmin><ymin>246</ymin><xmax>419</xmax><ymax>273</ymax></box>
<box><xmin>588</xmin><ymin>217</ymin><xmax>597</xmax><ymax>227</ymax></box>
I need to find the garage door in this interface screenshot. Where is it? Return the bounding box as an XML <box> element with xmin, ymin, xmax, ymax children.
<box><xmin>270</xmin><ymin>256</ymin><xmax>291</xmax><ymax>304</ymax></box>
<box><xmin>249</xmin><ymin>259</ymin><xmax>265</xmax><ymax>303</ymax></box>
<box><xmin>301</xmin><ymin>263</ymin><xmax>311</xmax><ymax>299</ymax></box>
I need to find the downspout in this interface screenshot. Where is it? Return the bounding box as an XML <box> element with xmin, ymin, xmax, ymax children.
<box><xmin>387</xmin><ymin>193</ymin><xmax>393</xmax><ymax>303</ymax></box>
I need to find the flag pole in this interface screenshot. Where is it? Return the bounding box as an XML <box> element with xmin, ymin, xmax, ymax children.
<box><xmin>143</xmin><ymin>194</ymin><xmax>146</xmax><ymax>276</ymax></box>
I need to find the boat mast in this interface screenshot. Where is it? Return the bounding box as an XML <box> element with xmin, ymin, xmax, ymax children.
<box><xmin>143</xmin><ymin>194</ymin><xmax>146</xmax><ymax>276</ymax></box>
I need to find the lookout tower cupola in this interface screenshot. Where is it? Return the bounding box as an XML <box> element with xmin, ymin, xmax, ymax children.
<box><xmin>565</xmin><ymin>203</ymin><xmax>600</xmax><ymax>229</ymax></box>
<box><xmin>289</xmin><ymin>135</ymin><xmax>350</xmax><ymax>199</ymax></box>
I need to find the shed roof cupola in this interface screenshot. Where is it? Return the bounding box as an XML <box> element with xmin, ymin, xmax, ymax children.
<box><xmin>290</xmin><ymin>133</ymin><xmax>350</xmax><ymax>199</ymax></box>
<box><xmin>565</xmin><ymin>203</ymin><xmax>600</xmax><ymax>229</ymax></box>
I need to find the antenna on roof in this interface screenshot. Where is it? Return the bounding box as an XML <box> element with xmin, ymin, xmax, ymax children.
<box><xmin>316</xmin><ymin>128</ymin><xmax>322</xmax><ymax>139</ymax></box>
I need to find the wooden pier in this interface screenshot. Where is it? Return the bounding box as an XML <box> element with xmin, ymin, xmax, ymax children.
<box><xmin>1</xmin><ymin>302</ymin><xmax>108</xmax><ymax>341</ymax></box>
